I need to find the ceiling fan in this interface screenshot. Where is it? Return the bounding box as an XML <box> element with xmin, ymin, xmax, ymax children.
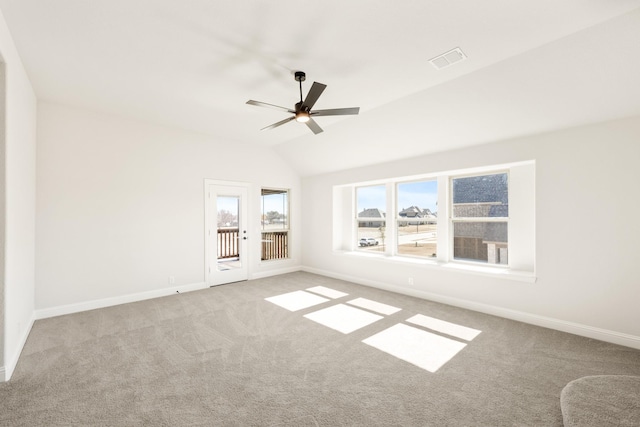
<box><xmin>246</xmin><ymin>71</ymin><xmax>360</xmax><ymax>135</ymax></box>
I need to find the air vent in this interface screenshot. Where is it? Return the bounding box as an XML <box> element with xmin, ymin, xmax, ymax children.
<box><xmin>429</xmin><ymin>47</ymin><xmax>467</xmax><ymax>70</ymax></box>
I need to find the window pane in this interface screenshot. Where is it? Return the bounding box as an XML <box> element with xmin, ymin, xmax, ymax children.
<box><xmin>356</xmin><ymin>185</ymin><xmax>386</xmax><ymax>251</ymax></box>
<box><xmin>397</xmin><ymin>181</ymin><xmax>438</xmax><ymax>258</ymax></box>
<box><xmin>356</xmin><ymin>221</ymin><xmax>386</xmax><ymax>252</ymax></box>
<box><xmin>261</xmin><ymin>189</ymin><xmax>288</xmax><ymax>230</ymax></box>
<box><xmin>453</xmin><ymin>221</ymin><xmax>508</xmax><ymax>264</ymax></box>
<box><xmin>217</xmin><ymin>196</ymin><xmax>238</xmax><ymax>227</ymax></box>
<box><xmin>261</xmin><ymin>189</ymin><xmax>289</xmax><ymax>261</ymax></box>
<box><xmin>452</xmin><ymin>173</ymin><xmax>508</xmax><ymax>218</ymax></box>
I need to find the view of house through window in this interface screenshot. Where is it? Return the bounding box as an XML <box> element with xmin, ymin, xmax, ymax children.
<box><xmin>261</xmin><ymin>188</ymin><xmax>289</xmax><ymax>261</ymax></box>
<box><xmin>397</xmin><ymin>180</ymin><xmax>438</xmax><ymax>258</ymax></box>
<box><xmin>452</xmin><ymin>173</ymin><xmax>508</xmax><ymax>264</ymax></box>
<box><xmin>338</xmin><ymin>163</ymin><xmax>531</xmax><ymax>271</ymax></box>
<box><xmin>356</xmin><ymin>185</ymin><xmax>386</xmax><ymax>252</ymax></box>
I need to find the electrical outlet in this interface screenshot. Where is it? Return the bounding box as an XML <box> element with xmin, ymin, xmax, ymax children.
<box><xmin>169</xmin><ymin>276</ymin><xmax>175</xmax><ymax>285</ymax></box>
<box><xmin>408</xmin><ymin>277</ymin><xmax>414</xmax><ymax>285</ymax></box>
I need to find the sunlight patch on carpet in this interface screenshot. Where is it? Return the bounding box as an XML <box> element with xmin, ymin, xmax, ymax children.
<box><xmin>347</xmin><ymin>297</ymin><xmax>401</xmax><ymax>315</ymax></box>
<box><xmin>306</xmin><ymin>286</ymin><xmax>348</xmax><ymax>299</ymax></box>
<box><xmin>265</xmin><ymin>291</ymin><xmax>329</xmax><ymax>312</ymax></box>
<box><xmin>363</xmin><ymin>323</ymin><xmax>467</xmax><ymax>372</ymax></box>
<box><xmin>304</xmin><ymin>304</ymin><xmax>383</xmax><ymax>334</ymax></box>
<box><xmin>407</xmin><ymin>314</ymin><xmax>482</xmax><ymax>341</ymax></box>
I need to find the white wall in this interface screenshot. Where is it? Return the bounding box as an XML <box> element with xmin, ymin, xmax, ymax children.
<box><xmin>36</xmin><ymin>103</ymin><xmax>301</xmax><ymax>313</ymax></box>
<box><xmin>302</xmin><ymin>116</ymin><xmax>640</xmax><ymax>348</ymax></box>
<box><xmin>0</xmin><ymin>9</ymin><xmax>37</xmax><ymax>380</ymax></box>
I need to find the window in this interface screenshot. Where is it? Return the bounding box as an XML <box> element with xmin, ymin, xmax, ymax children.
<box><xmin>356</xmin><ymin>185</ymin><xmax>386</xmax><ymax>252</ymax></box>
<box><xmin>397</xmin><ymin>180</ymin><xmax>438</xmax><ymax>258</ymax></box>
<box><xmin>261</xmin><ymin>188</ymin><xmax>289</xmax><ymax>261</ymax></box>
<box><xmin>333</xmin><ymin>161</ymin><xmax>534</xmax><ymax>277</ymax></box>
<box><xmin>451</xmin><ymin>173</ymin><xmax>508</xmax><ymax>264</ymax></box>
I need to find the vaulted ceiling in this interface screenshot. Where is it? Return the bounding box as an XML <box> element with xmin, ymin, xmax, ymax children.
<box><xmin>2</xmin><ymin>1</ymin><xmax>640</xmax><ymax>175</ymax></box>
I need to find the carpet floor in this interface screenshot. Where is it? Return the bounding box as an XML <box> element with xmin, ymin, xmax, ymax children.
<box><xmin>1</xmin><ymin>272</ymin><xmax>639</xmax><ymax>426</ymax></box>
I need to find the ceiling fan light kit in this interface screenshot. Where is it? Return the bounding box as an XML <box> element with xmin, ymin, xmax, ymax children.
<box><xmin>295</xmin><ymin>111</ymin><xmax>310</xmax><ymax>123</ymax></box>
<box><xmin>246</xmin><ymin>71</ymin><xmax>360</xmax><ymax>135</ymax></box>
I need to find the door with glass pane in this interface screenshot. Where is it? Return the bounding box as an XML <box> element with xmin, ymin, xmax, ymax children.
<box><xmin>207</xmin><ymin>183</ymin><xmax>249</xmax><ymax>285</ymax></box>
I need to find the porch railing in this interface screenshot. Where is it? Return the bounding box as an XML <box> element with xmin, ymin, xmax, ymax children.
<box><xmin>261</xmin><ymin>231</ymin><xmax>289</xmax><ymax>261</ymax></box>
<box><xmin>217</xmin><ymin>228</ymin><xmax>289</xmax><ymax>261</ymax></box>
<box><xmin>217</xmin><ymin>228</ymin><xmax>239</xmax><ymax>259</ymax></box>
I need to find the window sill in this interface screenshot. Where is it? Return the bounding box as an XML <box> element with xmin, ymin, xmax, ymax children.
<box><xmin>334</xmin><ymin>250</ymin><xmax>536</xmax><ymax>283</ymax></box>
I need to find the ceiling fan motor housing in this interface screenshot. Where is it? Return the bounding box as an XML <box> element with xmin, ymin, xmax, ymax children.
<box><xmin>295</xmin><ymin>102</ymin><xmax>310</xmax><ymax>113</ymax></box>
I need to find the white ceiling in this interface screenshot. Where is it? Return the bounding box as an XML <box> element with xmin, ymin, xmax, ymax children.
<box><xmin>2</xmin><ymin>1</ymin><xmax>640</xmax><ymax>175</ymax></box>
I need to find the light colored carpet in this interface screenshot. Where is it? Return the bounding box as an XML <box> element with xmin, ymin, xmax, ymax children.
<box><xmin>561</xmin><ymin>375</ymin><xmax>640</xmax><ymax>427</ymax></box>
<box><xmin>1</xmin><ymin>272</ymin><xmax>640</xmax><ymax>426</ymax></box>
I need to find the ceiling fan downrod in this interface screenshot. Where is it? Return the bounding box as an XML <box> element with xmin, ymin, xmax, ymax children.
<box><xmin>294</xmin><ymin>71</ymin><xmax>306</xmax><ymax>104</ymax></box>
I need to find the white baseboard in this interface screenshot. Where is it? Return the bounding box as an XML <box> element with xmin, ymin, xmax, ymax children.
<box><xmin>2</xmin><ymin>314</ymin><xmax>36</xmax><ymax>381</ymax></box>
<box><xmin>251</xmin><ymin>265</ymin><xmax>302</xmax><ymax>280</ymax></box>
<box><xmin>34</xmin><ymin>266</ymin><xmax>304</xmax><ymax>321</ymax></box>
<box><xmin>30</xmin><ymin>266</ymin><xmax>640</xmax><ymax>353</ymax></box>
<box><xmin>302</xmin><ymin>266</ymin><xmax>640</xmax><ymax>350</ymax></box>
<box><xmin>35</xmin><ymin>281</ymin><xmax>208</xmax><ymax>320</ymax></box>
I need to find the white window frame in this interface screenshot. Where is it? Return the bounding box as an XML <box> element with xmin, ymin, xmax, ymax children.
<box><xmin>395</xmin><ymin>179</ymin><xmax>439</xmax><ymax>260</ymax></box>
<box><xmin>333</xmin><ymin>161</ymin><xmax>535</xmax><ymax>281</ymax></box>
<box><xmin>260</xmin><ymin>187</ymin><xmax>290</xmax><ymax>262</ymax></box>
<box><xmin>354</xmin><ymin>184</ymin><xmax>388</xmax><ymax>253</ymax></box>
<box><xmin>449</xmin><ymin>171</ymin><xmax>509</xmax><ymax>267</ymax></box>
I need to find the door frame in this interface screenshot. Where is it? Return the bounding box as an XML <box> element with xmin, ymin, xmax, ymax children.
<box><xmin>204</xmin><ymin>179</ymin><xmax>251</xmax><ymax>286</ymax></box>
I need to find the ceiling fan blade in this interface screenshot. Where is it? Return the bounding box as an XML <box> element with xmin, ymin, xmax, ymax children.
<box><xmin>302</xmin><ymin>82</ymin><xmax>327</xmax><ymax>109</ymax></box>
<box><xmin>247</xmin><ymin>100</ymin><xmax>294</xmax><ymax>114</ymax></box>
<box><xmin>311</xmin><ymin>107</ymin><xmax>360</xmax><ymax>116</ymax></box>
<box><xmin>261</xmin><ymin>116</ymin><xmax>295</xmax><ymax>131</ymax></box>
<box><xmin>305</xmin><ymin>118</ymin><xmax>323</xmax><ymax>134</ymax></box>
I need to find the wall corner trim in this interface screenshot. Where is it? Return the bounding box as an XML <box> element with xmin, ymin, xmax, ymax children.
<box><xmin>2</xmin><ymin>314</ymin><xmax>36</xmax><ymax>382</ymax></box>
